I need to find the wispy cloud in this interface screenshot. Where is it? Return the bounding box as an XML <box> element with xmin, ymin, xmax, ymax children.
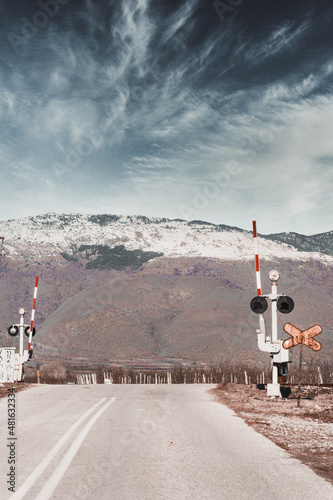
<box><xmin>240</xmin><ymin>19</ymin><xmax>311</xmax><ymax>64</ymax></box>
<box><xmin>162</xmin><ymin>0</ymin><xmax>199</xmax><ymax>43</ymax></box>
<box><xmin>0</xmin><ymin>0</ymin><xmax>332</xmax><ymax>233</ymax></box>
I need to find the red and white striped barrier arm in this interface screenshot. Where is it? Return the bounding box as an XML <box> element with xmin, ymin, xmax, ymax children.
<box><xmin>28</xmin><ymin>276</ymin><xmax>39</xmax><ymax>350</ymax></box>
<box><xmin>252</xmin><ymin>221</ymin><xmax>262</xmax><ymax>296</ymax></box>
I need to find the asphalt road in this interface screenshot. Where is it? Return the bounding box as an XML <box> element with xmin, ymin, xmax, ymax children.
<box><xmin>0</xmin><ymin>384</ymin><xmax>332</xmax><ymax>500</ymax></box>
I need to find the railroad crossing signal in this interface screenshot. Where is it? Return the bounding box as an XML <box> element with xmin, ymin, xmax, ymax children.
<box><xmin>282</xmin><ymin>323</ymin><xmax>322</xmax><ymax>351</ymax></box>
<box><xmin>251</xmin><ymin>220</ymin><xmax>323</xmax><ymax>397</ymax></box>
<box><xmin>1</xmin><ymin>276</ymin><xmax>39</xmax><ymax>382</ymax></box>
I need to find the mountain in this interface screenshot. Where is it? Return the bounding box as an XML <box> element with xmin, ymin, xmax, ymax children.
<box><xmin>261</xmin><ymin>231</ymin><xmax>333</xmax><ymax>256</ymax></box>
<box><xmin>0</xmin><ymin>212</ymin><xmax>333</xmax><ymax>263</ymax></box>
<box><xmin>0</xmin><ymin>213</ymin><xmax>332</xmax><ymax>368</ymax></box>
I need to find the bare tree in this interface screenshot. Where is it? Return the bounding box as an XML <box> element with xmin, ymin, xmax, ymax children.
<box><xmin>40</xmin><ymin>362</ymin><xmax>68</xmax><ymax>383</ymax></box>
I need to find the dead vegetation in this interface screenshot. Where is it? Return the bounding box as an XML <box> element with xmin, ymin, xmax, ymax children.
<box><xmin>0</xmin><ymin>382</ymin><xmax>32</xmax><ymax>399</ymax></box>
<box><xmin>212</xmin><ymin>383</ymin><xmax>333</xmax><ymax>485</ymax></box>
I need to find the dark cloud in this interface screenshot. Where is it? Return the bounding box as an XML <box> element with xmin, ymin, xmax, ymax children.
<box><xmin>0</xmin><ymin>0</ymin><xmax>332</xmax><ymax>233</ymax></box>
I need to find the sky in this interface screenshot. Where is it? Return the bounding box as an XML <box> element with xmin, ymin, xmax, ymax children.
<box><xmin>0</xmin><ymin>0</ymin><xmax>332</xmax><ymax>235</ymax></box>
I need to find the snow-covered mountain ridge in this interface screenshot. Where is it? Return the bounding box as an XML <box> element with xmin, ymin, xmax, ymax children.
<box><xmin>0</xmin><ymin>212</ymin><xmax>332</xmax><ymax>263</ymax></box>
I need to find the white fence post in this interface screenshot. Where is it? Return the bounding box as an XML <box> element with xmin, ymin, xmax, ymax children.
<box><xmin>318</xmin><ymin>366</ymin><xmax>323</xmax><ymax>385</ymax></box>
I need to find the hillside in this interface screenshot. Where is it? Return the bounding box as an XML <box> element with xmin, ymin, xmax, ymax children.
<box><xmin>1</xmin><ymin>256</ymin><xmax>332</xmax><ymax>368</ymax></box>
<box><xmin>0</xmin><ymin>213</ymin><xmax>332</xmax><ymax>368</ymax></box>
<box><xmin>262</xmin><ymin>230</ymin><xmax>333</xmax><ymax>256</ymax></box>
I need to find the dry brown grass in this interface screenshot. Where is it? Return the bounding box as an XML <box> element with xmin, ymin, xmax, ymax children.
<box><xmin>0</xmin><ymin>382</ymin><xmax>33</xmax><ymax>399</ymax></box>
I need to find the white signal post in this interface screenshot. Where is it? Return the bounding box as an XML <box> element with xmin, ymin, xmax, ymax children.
<box><xmin>4</xmin><ymin>307</ymin><xmax>31</xmax><ymax>382</ymax></box>
<box><xmin>269</xmin><ymin>272</ymin><xmax>279</xmax><ymax>394</ymax></box>
<box><xmin>18</xmin><ymin>307</ymin><xmax>26</xmax><ymax>357</ymax></box>
<box><xmin>1</xmin><ymin>277</ymin><xmax>39</xmax><ymax>382</ymax></box>
<box><xmin>251</xmin><ymin>222</ymin><xmax>292</xmax><ymax>397</ymax></box>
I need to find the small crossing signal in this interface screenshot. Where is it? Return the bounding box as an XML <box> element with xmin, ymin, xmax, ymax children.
<box><xmin>8</xmin><ymin>326</ymin><xmax>19</xmax><ymax>337</ymax></box>
<box><xmin>277</xmin><ymin>296</ymin><xmax>294</xmax><ymax>314</ymax></box>
<box><xmin>250</xmin><ymin>296</ymin><xmax>268</xmax><ymax>314</ymax></box>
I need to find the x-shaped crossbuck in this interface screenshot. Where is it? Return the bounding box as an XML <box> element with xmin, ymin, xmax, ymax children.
<box><xmin>282</xmin><ymin>323</ymin><xmax>322</xmax><ymax>351</ymax></box>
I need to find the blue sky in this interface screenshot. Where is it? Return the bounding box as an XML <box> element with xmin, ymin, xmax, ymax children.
<box><xmin>0</xmin><ymin>0</ymin><xmax>332</xmax><ymax>234</ymax></box>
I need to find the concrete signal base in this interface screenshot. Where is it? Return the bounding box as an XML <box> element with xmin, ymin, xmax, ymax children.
<box><xmin>267</xmin><ymin>383</ymin><xmax>281</xmax><ymax>397</ymax></box>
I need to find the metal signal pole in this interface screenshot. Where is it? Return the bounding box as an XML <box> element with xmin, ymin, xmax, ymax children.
<box><xmin>2</xmin><ymin>277</ymin><xmax>39</xmax><ymax>382</ymax></box>
<box><xmin>250</xmin><ymin>222</ymin><xmax>293</xmax><ymax>397</ymax></box>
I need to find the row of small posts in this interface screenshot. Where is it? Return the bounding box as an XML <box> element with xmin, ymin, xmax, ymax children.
<box><xmin>287</xmin><ymin>366</ymin><xmax>327</xmax><ymax>385</ymax></box>
<box><xmin>103</xmin><ymin>372</ymin><xmax>174</xmax><ymax>384</ymax></box>
<box><xmin>77</xmin><ymin>373</ymin><xmax>97</xmax><ymax>385</ymax></box>
<box><xmin>76</xmin><ymin>369</ymin><xmax>330</xmax><ymax>385</ymax></box>
<box><xmin>76</xmin><ymin>371</ymin><xmax>266</xmax><ymax>385</ymax></box>
<box><xmin>244</xmin><ymin>371</ymin><xmax>265</xmax><ymax>385</ymax></box>
<box><xmin>102</xmin><ymin>372</ymin><xmax>266</xmax><ymax>385</ymax></box>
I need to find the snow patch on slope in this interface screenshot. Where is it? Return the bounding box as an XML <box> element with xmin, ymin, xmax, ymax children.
<box><xmin>0</xmin><ymin>213</ymin><xmax>332</xmax><ymax>263</ymax></box>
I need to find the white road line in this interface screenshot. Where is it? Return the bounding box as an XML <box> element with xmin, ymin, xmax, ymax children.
<box><xmin>11</xmin><ymin>397</ymin><xmax>108</xmax><ymax>500</ymax></box>
<box><xmin>35</xmin><ymin>398</ymin><xmax>115</xmax><ymax>500</ymax></box>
